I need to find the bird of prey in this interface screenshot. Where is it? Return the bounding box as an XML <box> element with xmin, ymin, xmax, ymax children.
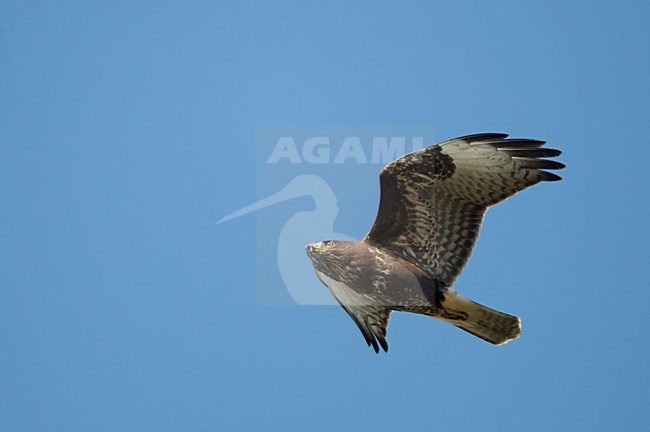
<box><xmin>305</xmin><ymin>133</ymin><xmax>564</xmax><ymax>353</ymax></box>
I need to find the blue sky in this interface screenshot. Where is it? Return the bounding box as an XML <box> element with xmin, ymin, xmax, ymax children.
<box><xmin>2</xmin><ymin>1</ymin><xmax>649</xmax><ymax>431</ymax></box>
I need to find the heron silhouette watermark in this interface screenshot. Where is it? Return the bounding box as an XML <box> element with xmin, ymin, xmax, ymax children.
<box><xmin>218</xmin><ymin>175</ymin><xmax>349</xmax><ymax>305</ymax></box>
<box><xmin>218</xmin><ymin>128</ymin><xmax>435</xmax><ymax>305</ymax></box>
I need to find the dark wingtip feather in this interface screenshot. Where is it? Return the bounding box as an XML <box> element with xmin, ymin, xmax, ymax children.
<box><xmin>344</xmin><ymin>306</ymin><xmax>376</xmax><ymax>349</ymax></box>
<box><xmin>370</xmin><ymin>337</ymin><xmax>380</xmax><ymax>353</ymax></box>
<box><xmin>458</xmin><ymin>133</ymin><xmax>510</xmax><ymax>143</ymax></box>
<box><xmin>502</xmin><ymin>148</ymin><xmax>562</xmax><ymax>158</ymax></box>
<box><xmin>377</xmin><ymin>336</ymin><xmax>389</xmax><ymax>353</ymax></box>
<box><xmin>514</xmin><ymin>157</ymin><xmax>566</xmax><ymax>170</ymax></box>
<box><xmin>539</xmin><ymin>171</ymin><xmax>563</xmax><ymax>182</ymax></box>
<box><xmin>483</xmin><ymin>139</ymin><xmax>565</xmax><ymax>181</ymax></box>
<box><xmin>480</xmin><ymin>138</ymin><xmax>547</xmax><ymax>148</ymax></box>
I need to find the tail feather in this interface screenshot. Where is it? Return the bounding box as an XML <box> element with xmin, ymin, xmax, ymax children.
<box><xmin>440</xmin><ymin>291</ymin><xmax>521</xmax><ymax>345</ymax></box>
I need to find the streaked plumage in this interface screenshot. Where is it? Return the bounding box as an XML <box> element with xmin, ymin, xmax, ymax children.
<box><xmin>305</xmin><ymin>133</ymin><xmax>564</xmax><ymax>352</ymax></box>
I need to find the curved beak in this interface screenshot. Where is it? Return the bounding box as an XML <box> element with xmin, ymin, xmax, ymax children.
<box><xmin>305</xmin><ymin>242</ymin><xmax>321</xmax><ymax>257</ymax></box>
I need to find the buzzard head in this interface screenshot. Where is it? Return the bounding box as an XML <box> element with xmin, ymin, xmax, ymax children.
<box><xmin>305</xmin><ymin>240</ymin><xmax>352</xmax><ymax>275</ymax></box>
<box><xmin>305</xmin><ymin>240</ymin><xmax>339</xmax><ymax>260</ymax></box>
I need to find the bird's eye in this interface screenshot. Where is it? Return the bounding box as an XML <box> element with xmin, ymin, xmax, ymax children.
<box><xmin>323</xmin><ymin>241</ymin><xmax>333</xmax><ymax>247</ymax></box>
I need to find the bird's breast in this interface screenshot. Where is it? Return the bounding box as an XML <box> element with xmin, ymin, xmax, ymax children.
<box><xmin>315</xmin><ymin>270</ymin><xmax>372</xmax><ymax>306</ymax></box>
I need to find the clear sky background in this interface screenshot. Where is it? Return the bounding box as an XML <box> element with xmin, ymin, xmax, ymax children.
<box><xmin>2</xmin><ymin>1</ymin><xmax>649</xmax><ymax>431</ymax></box>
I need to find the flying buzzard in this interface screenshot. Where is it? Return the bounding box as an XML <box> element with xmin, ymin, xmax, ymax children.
<box><xmin>305</xmin><ymin>133</ymin><xmax>564</xmax><ymax>352</ymax></box>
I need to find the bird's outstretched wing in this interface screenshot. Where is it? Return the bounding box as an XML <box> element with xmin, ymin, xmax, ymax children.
<box><xmin>315</xmin><ymin>270</ymin><xmax>392</xmax><ymax>353</ymax></box>
<box><xmin>339</xmin><ymin>303</ymin><xmax>391</xmax><ymax>353</ymax></box>
<box><xmin>364</xmin><ymin>133</ymin><xmax>564</xmax><ymax>285</ymax></box>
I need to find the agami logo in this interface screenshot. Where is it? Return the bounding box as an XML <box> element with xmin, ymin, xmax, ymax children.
<box><xmin>267</xmin><ymin>136</ymin><xmax>425</xmax><ymax>164</ymax></box>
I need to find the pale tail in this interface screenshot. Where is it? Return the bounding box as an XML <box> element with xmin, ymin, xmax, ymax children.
<box><xmin>440</xmin><ymin>291</ymin><xmax>521</xmax><ymax>345</ymax></box>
